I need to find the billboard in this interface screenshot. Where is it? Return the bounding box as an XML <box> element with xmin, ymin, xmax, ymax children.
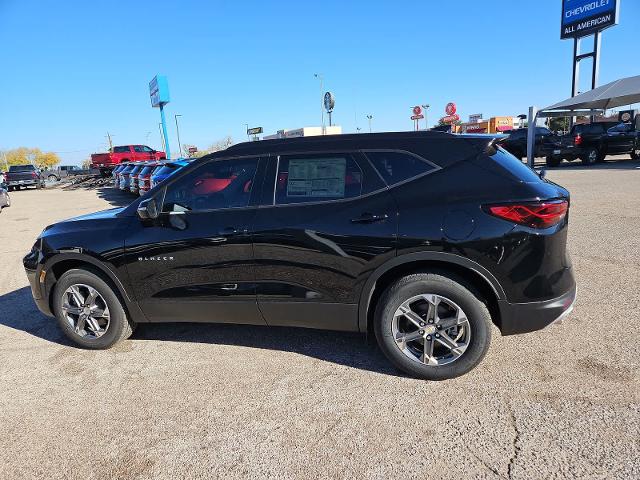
<box><xmin>561</xmin><ymin>0</ymin><xmax>619</xmax><ymax>39</ymax></box>
<box><xmin>149</xmin><ymin>75</ymin><xmax>170</xmax><ymax>107</ymax></box>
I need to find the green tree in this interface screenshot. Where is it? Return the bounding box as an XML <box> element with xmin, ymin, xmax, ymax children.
<box><xmin>548</xmin><ymin>117</ymin><xmax>569</xmax><ymax>133</ymax></box>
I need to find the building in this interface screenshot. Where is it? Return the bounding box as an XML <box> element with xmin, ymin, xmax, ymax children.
<box><xmin>263</xmin><ymin>126</ymin><xmax>342</xmax><ymax>140</ymax></box>
<box><xmin>460</xmin><ymin>116</ymin><xmax>514</xmax><ymax>134</ymax></box>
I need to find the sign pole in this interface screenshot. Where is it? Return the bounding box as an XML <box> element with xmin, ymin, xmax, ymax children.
<box><xmin>160</xmin><ymin>104</ymin><xmax>171</xmax><ymax>160</ymax></box>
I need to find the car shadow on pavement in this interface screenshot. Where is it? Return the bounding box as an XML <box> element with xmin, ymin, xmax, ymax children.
<box><xmin>533</xmin><ymin>157</ymin><xmax>640</xmax><ymax>171</ymax></box>
<box><xmin>0</xmin><ymin>286</ymin><xmax>401</xmax><ymax>377</ymax></box>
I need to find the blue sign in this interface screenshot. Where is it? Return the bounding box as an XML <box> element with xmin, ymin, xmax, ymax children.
<box><xmin>561</xmin><ymin>0</ymin><xmax>618</xmax><ymax>39</ymax></box>
<box><xmin>149</xmin><ymin>75</ymin><xmax>170</xmax><ymax>107</ymax></box>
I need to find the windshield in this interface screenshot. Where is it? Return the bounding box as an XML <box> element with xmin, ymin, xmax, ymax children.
<box><xmin>9</xmin><ymin>165</ymin><xmax>35</xmax><ymax>172</ymax></box>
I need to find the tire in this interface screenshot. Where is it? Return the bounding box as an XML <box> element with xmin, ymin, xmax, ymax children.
<box><xmin>632</xmin><ymin>146</ymin><xmax>640</xmax><ymax>160</ymax></box>
<box><xmin>52</xmin><ymin>268</ymin><xmax>135</xmax><ymax>349</ymax></box>
<box><xmin>546</xmin><ymin>155</ymin><xmax>561</xmax><ymax>167</ymax></box>
<box><xmin>7</xmin><ymin>186</ymin><xmax>13</xmax><ymax>192</ymax></box>
<box><xmin>374</xmin><ymin>272</ymin><xmax>492</xmax><ymax>380</ymax></box>
<box><xmin>581</xmin><ymin>147</ymin><xmax>599</xmax><ymax>165</ymax></box>
<box><xmin>48</xmin><ymin>175</ymin><xmax>58</xmax><ymax>182</ymax></box>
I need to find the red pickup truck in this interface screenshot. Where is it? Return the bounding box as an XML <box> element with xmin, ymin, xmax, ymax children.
<box><xmin>91</xmin><ymin>145</ymin><xmax>166</xmax><ymax>175</ymax></box>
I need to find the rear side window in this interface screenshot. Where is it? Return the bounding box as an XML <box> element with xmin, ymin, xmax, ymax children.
<box><xmin>9</xmin><ymin>165</ymin><xmax>35</xmax><ymax>172</ymax></box>
<box><xmin>492</xmin><ymin>148</ymin><xmax>540</xmax><ymax>182</ymax></box>
<box><xmin>275</xmin><ymin>154</ymin><xmax>366</xmax><ymax>205</ymax></box>
<box><xmin>365</xmin><ymin>151</ymin><xmax>436</xmax><ymax>187</ymax></box>
<box><xmin>113</xmin><ymin>146</ymin><xmax>129</xmax><ymax>153</ymax></box>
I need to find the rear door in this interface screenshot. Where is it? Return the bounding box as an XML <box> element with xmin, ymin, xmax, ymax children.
<box><xmin>606</xmin><ymin>123</ymin><xmax>635</xmax><ymax>153</ymax></box>
<box><xmin>252</xmin><ymin>151</ymin><xmax>396</xmax><ymax>332</ymax></box>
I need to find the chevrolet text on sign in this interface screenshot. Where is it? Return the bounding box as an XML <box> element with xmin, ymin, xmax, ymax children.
<box><xmin>561</xmin><ymin>0</ymin><xmax>618</xmax><ymax>39</ymax></box>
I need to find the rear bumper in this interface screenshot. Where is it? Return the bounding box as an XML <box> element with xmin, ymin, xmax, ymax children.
<box><xmin>8</xmin><ymin>179</ymin><xmax>38</xmax><ymax>186</ymax></box>
<box><xmin>498</xmin><ymin>284</ymin><xmax>576</xmax><ymax>335</ymax></box>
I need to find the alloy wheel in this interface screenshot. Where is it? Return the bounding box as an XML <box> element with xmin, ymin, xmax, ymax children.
<box><xmin>61</xmin><ymin>284</ymin><xmax>110</xmax><ymax>339</ymax></box>
<box><xmin>392</xmin><ymin>294</ymin><xmax>471</xmax><ymax>366</ymax></box>
<box><xmin>588</xmin><ymin>150</ymin><xmax>598</xmax><ymax>164</ymax></box>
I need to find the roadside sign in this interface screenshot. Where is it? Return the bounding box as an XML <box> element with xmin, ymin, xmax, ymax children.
<box><xmin>412</xmin><ymin>106</ymin><xmax>422</xmax><ymax>116</ymax></box>
<box><xmin>324</xmin><ymin>92</ymin><xmax>335</xmax><ymax>113</ymax></box>
<box><xmin>411</xmin><ymin>114</ymin><xmax>424</xmax><ymax>120</ymax></box>
<box><xmin>149</xmin><ymin>75</ymin><xmax>170</xmax><ymax>107</ymax></box>
<box><xmin>469</xmin><ymin>113</ymin><xmax>483</xmax><ymax>123</ymax></box>
<box><xmin>441</xmin><ymin>114</ymin><xmax>460</xmax><ymax>124</ymax></box>
<box><xmin>445</xmin><ymin>103</ymin><xmax>457</xmax><ymax>116</ymax></box>
<box><xmin>561</xmin><ymin>0</ymin><xmax>619</xmax><ymax>39</ymax></box>
<box><xmin>188</xmin><ymin>147</ymin><xmax>198</xmax><ymax>154</ymax></box>
<box><xmin>247</xmin><ymin>127</ymin><xmax>263</xmax><ymax>135</ymax></box>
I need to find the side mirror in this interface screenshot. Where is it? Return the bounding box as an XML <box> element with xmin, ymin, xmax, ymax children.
<box><xmin>137</xmin><ymin>197</ymin><xmax>160</xmax><ymax>220</ymax></box>
<box><xmin>535</xmin><ymin>168</ymin><xmax>547</xmax><ymax>178</ymax></box>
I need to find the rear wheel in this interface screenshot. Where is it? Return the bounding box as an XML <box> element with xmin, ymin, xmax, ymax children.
<box><xmin>632</xmin><ymin>146</ymin><xmax>640</xmax><ymax>160</ymax></box>
<box><xmin>52</xmin><ymin>269</ymin><xmax>135</xmax><ymax>349</ymax></box>
<box><xmin>374</xmin><ymin>272</ymin><xmax>492</xmax><ymax>380</ymax></box>
<box><xmin>48</xmin><ymin>175</ymin><xmax>58</xmax><ymax>182</ymax></box>
<box><xmin>581</xmin><ymin>147</ymin><xmax>599</xmax><ymax>166</ymax></box>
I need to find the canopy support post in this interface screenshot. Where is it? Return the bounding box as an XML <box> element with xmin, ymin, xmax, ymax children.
<box><xmin>527</xmin><ymin>106</ymin><xmax>538</xmax><ymax>168</ymax></box>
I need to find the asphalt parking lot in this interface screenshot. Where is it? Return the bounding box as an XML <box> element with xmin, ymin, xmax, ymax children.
<box><xmin>1</xmin><ymin>158</ymin><xmax>639</xmax><ymax>480</ymax></box>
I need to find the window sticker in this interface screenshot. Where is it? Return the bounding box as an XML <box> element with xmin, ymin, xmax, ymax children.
<box><xmin>287</xmin><ymin>158</ymin><xmax>346</xmax><ymax>198</ymax></box>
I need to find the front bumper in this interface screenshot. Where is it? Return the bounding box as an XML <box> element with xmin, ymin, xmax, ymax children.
<box><xmin>497</xmin><ymin>284</ymin><xmax>577</xmax><ymax>335</ymax></box>
<box><xmin>24</xmin><ymin>266</ymin><xmax>53</xmax><ymax>317</ymax></box>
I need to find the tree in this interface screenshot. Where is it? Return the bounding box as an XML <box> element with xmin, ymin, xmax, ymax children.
<box><xmin>548</xmin><ymin>117</ymin><xmax>570</xmax><ymax>133</ymax></box>
<box><xmin>3</xmin><ymin>147</ymin><xmax>60</xmax><ymax>169</ymax></box>
<box><xmin>81</xmin><ymin>158</ymin><xmax>93</xmax><ymax>169</ymax></box>
<box><xmin>193</xmin><ymin>136</ymin><xmax>234</xmax><ymax>158</ymax></box>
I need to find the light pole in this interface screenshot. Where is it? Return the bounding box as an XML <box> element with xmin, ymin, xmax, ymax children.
<box><xmin>314</xmin><ymin>73</ymin><xmax>324</xmax><ymax>133</ymax></box>
<box><xmin>158</xmin><ymin>123</ymin><xmax>165</xmax><ymax>151</ymax></box>
<box><xmin>422</xmin><ymin>104</ymin><xmax>430</xmax><ymax>130</ymax></box>
<box><xmin>145</xmin><ymin>131</ymin><xmax>152</xmax><ymax>143</ymax></box>
<box><xmin>366</xmin><ymin>115</ymin><xmax>373</xmax><ymax>133</ymax></box>
<box><xmin>174</xmin><ymin>114</ymin><xmax>183</xmax><ymax>157</ymax></box>
<box><xmin>244</xmin><ymin>123</ymin><xmax>250</xmax><ymax>141</ymax></box>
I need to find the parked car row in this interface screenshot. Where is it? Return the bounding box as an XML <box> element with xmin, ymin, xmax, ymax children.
<box><xmin>92</xmin><ymin>145</ymin><xmax>166</xmax><ymax>177</ymax></box>
<box><xmin>497</xmin><ymin>121</ymin><xmax>640</xmax><ymax>167</ymax></box>
<box><xmin>112</xmin><ymin>158</ymin><xmax>193</xmax><ymax>195</ymax></box>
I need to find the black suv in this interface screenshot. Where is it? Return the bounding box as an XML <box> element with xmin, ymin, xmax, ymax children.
<box><xmin>496</xmin><ymin>127</ymin><xmax>558</xmax><ymax>159</ymax></box>
<box><xmin>24</xmin><ymin>132</ymin><xmax>576</xmax><ymax>380</ymax></box>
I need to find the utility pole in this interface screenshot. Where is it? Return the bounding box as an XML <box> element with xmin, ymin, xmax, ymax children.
<box><xmin>314</xmin><ymin>73</ymin><xmax>324</xmax><ymax>133</ymax></box>
<box><xmin>366</xmin><ymin>115</ymin><xmax>373</xmax><ymax>133</ymax></box>
<box><xmin>174</xmin><ymin>114</ymin><xmax>183</xmax><ymax>157</ymax></box>
<box><xmin>1</xmin><ymin>151</ymin><xmax>8</xmax><ymax>171</ymax></box>
<box><xmin>105</xmin><ymin>132</ymin><xmax>114</xmax><ymax>151</ymax></box>
<box><xmin>244</xmin><ymin>123</ymin><xmax>250</xmax><ymax>141</ymax></box>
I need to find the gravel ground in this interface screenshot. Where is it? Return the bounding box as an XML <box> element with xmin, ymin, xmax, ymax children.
<box><xmin>1</xmin><ymin>158</ymin><xmax>639</xmax><ymax>480</ymax></box>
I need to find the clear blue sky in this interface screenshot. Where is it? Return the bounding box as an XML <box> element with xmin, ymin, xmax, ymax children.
<box><xmin>1</xmin><ymin>0</ymin><xmax>638</xmax><ymax>164</ymax></box>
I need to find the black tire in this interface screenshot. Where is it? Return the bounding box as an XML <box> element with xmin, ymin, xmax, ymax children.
<box><xmin>48</xmin><ymin>175</ymin><xmax>58</xmax><ymax>182</ymax></box>
<box><xmin>581</xmin><ymin>147</ymin><xmax>599</xmax><ymax>165</ymax></box>
<box><xmin>52</xmin><ymin>268</ymin><xmax>135</xmax><ymax>349</ymax></box>
<box><xmin>546</xmin><ymin>155</ymin><xmax>561</xmax><ymax>167</ymax></box>
<box><xmin>7</xmin><ymin>186</ymin><xmax>13</xmax><ymax>192</ymax></box>
<box><xmin>374</xmin><ymin>272</ymin><xmax>492</xmax><ymax>380</ymax></box>
<box><xmin>632</xmin><ymin>146</ymin><xmax>640</xmax><ymax>160</ymax></box>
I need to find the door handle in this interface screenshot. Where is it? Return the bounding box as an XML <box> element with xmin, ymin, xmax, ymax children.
<box><xmin>351</xmin><ymin>213</ymin><xmax>389</xmax><ymax>224</ymax></box>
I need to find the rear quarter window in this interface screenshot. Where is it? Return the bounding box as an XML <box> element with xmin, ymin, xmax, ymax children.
<box><xmin>365</xmin><ymin>151</ymin><xmax>436</xmax><ymax>186</ymax></box>
<box><xmin>492</xmin><ymin>148</ymin><xmax>541</xmax><ymax>183</ymax></box>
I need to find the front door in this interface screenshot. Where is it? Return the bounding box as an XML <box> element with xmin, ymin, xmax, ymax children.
<box><xmin>124</xmin><ymin>156</ymin><xmax>266</xmax><ymax>325</ymax></box>
<box><xmin>606</xmin><ymin>123</ymin><xmax>635</xmax><ymax>153</ymax></box>
<box><xmin>252</xmin><ymin>152</ymin><xmax>397</xmax><ymax>332</ymax></box>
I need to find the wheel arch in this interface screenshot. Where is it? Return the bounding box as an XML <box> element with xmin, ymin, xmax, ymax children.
<box><xmin>359</xmin><ymin>252</ymin><xmax>505</xmax><ymax>335</ymax></box>
<box><xmin>44</xmin><ymin>254</ymin><xmax>147</xmax><ymax>324</ymax></box>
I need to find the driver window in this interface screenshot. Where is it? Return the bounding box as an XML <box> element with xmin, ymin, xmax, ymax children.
<box><xmin>162</xmin><ymin>158</ymin><xmax>258</xmax><ymax>213</ymax></box>
<box><xmin>133</xmin><ymin>146</ymin><xmax>144</xmax><ymax>152</ymax></box>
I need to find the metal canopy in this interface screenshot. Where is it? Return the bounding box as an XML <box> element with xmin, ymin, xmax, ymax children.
<box><xmin>543</xmin><ymin>74</ymin><xmax>640</xmax><ymax>111</ymax></box>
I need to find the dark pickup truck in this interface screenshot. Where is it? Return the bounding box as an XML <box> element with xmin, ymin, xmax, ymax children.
<box><xmin>5</xmin><ymin>165</ymin><xmax>45</xmax><ymax>191</ymax></box>
<box><xmin>546</xmin><ymin>122</ymin><xmax>640</xmax><ymax>166</ymax></box>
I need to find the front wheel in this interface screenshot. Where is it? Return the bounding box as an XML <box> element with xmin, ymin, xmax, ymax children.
<box><xmin>48</xmin><ymin>175</ymin><xmax>58</xmax><ymax>182</ymax></box>
<box><xmin>374</xmin><ymin>272</ymin><xmax>492</xmax><ymax>380</ymax></box>
<box><xmin>632</xmin><ymin>147</ymin><xmax>640</xmax><ymax>160</ymax></box>
<box><xmin>52</xmin><ymin>268</ymin><xmax>135</xmax><ymax>349</ymax></box>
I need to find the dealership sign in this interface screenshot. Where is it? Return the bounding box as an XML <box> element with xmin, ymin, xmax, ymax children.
<box><xmin>149</xmin><ymin>75</ymin><xmax>170</xmax><ymax>107</ymax></box>
<box><xmin>561</xmin><ymin>0</ymin><xmax>619</xmax><ymax>39</ymax></box>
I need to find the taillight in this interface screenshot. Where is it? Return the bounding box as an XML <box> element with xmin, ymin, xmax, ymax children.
<box><xmin>32</xmin><ymin>172</ymin><xmax>38</xmax><ymax>178</ymax></box>
<box><xmin>485</xmin><ymin>200</ymin><xmax>568</xmax><ymax>228</ymax></box>
<box><xmin>574</xmin><ymin>134</ymin><xmax>582</xmax><ymax>145</ymax></box>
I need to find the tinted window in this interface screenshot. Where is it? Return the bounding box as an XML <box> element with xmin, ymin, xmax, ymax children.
<box><xmin>133</xmin><ymin>146</ymin><xmax>144</xmax><ymax>152</ymax></box>
<box><xmin>9</xmin><ymin>165</ymin><xmax>36</xmax><ymax>172</ymax></box>
<box><xmin>608</xmin><ymin>123</ymin><xmax>632</xmax><ymax>133</ymax></box>
<box><xmin>130</xmin><ymin>166</ymin><xmax>142</xmax><ymax>175</ymax></box>
<box><xmin>139</xmin><ymin>166</ymin><xmax>153</xmax><ymax>176</ymax></box>
<box><xmin>492</xmin><ymin>148</ymin><xmax>540</xmax><ymax>183</ymax></box>
<box><xmin>142</xmin><ymin>146</ymin><xmax>154</xmax><ymax>152</ymax></box>
<box><xmin>113</xmin><ymin>146</ymin><xmax>129</xmax><ymax>153</ymax></box>
<box><xmin>163</xmin><ymin>158</ymin><xmax>258</xmax><ymax>212</ymax></box>
<box><xmin>275</xmin><ymin>154</ymin><xmax>365</xmax><ymax>205</ymax></box>
<box><xmin>536</xmin><ymin>127</ymin><xmax>551</xmax><ymax>135</ymax></box>
<box><xmin>366</xmin><ymin>151</ymin><xmax>435</xmax><ymax>186</ymax></box>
